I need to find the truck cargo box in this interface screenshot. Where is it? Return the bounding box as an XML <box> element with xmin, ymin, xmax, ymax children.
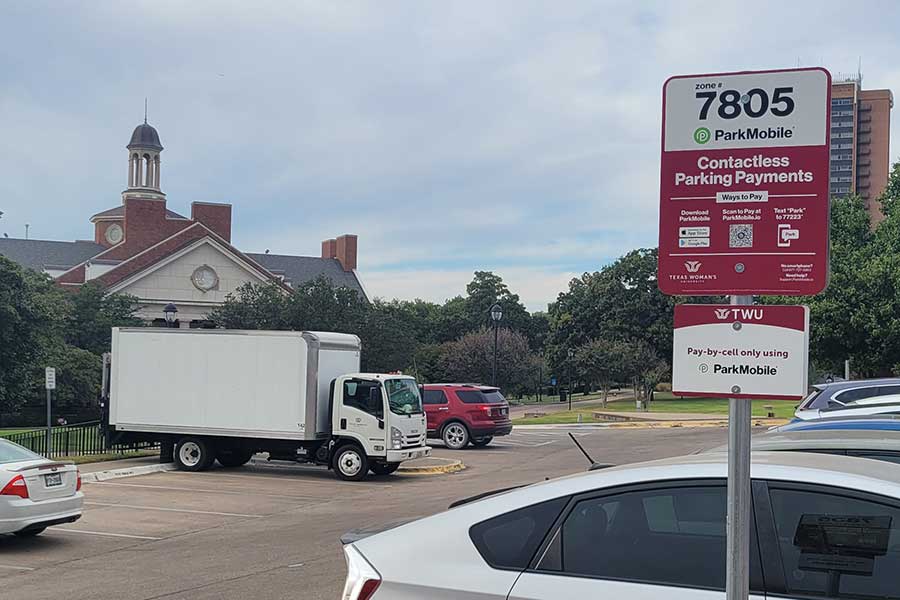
<box><xmin>109</xmin><ymin>328</ymin><xmax>361</xmax><ymax>441</ymax></box>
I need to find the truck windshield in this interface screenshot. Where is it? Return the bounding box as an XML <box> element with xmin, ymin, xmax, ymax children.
<box><xmin>385</xmin><ymin>379</ymin><xmax>423</xmax><ymax>415</ymax></box>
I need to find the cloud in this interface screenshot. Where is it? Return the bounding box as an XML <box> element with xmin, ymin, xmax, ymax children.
<box><xmin>1</xmin><ymin>1</ymin><xmax>898</xmax><ymax>309</ymax></box>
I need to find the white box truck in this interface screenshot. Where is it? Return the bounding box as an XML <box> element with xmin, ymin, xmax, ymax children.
<box><xmin>103</xmin><ymin>328</ymin><xmax>430</xmax><ymax>480</ymax></box>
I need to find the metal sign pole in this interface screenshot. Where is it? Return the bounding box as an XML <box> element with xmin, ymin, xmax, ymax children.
<box><xmin>46</xmin><ymin>388</ymin><xmax>52</xmax><ymax>456</ymax></box>
<box><xmin>727</xmin><ymin>294</ymin><xmax>753</xmax><ymax>600</ymax></box>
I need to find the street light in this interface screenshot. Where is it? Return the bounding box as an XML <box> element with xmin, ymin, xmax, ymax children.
<box><xmin>163</xmin><ymin>303</ymin><xmax>178</xmax><ymax>328</ymax></box>
<box><xmin>490</xmin><ymin>303</ymin><xmax>503</xmax><ymax>386</ymax></box>
<box><xmin>567</xmin><ymin>347</ymin><xmax>575</xmax><ymax>411</ymax></box>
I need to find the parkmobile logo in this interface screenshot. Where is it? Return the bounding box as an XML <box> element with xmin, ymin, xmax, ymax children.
<box><xmin>684</xmin><ymin>261</ymin><xmax>702</xmax><ymax>273</ymax></box>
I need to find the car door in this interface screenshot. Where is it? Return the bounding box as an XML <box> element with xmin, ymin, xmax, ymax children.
<box><xmin>508</xmin><ymin>481</ymin><xmax>766</xmax><ymax>600</ymax></box>
<box><xmin>423</xmin><ymin>389</ymin><xmax>449</xmax><ymax>434</ymax></box>
<box><xmin>756</xmin><ymin>480</ymin><xmax>900</xmax><ymax>600</ymax></box>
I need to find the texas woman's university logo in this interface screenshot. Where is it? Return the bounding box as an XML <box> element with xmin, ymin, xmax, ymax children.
<box><xmin>714</xmin><ymin>308</ymin><xmax>731</xmax><ymax>320</ymax></box>
<box><xmin>684</xmin><ymin>260</ymin><xmax>702</xmax><ymax>273</ymax></box>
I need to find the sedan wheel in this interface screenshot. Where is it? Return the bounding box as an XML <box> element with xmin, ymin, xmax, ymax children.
<box><xmin>443</xmin><ymin>423</ymin><xmax>470</xmax><ymax>450</ymax></box>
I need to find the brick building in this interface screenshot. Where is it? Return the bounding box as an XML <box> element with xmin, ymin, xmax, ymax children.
<box><xmin>0</xmin><ymin>121</ymin><xmax>367</xmax><ymax>326</ymax></box>
<box><xmin>830</xmin><ymin>77</ymin><xmax>894</xmax><ymax>221</ymax></box>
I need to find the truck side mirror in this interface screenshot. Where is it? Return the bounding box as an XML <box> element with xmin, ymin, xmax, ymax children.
<box><xmin>418</xmin><ymin>384</ymin><xmax>425</xmax><ymax>400</ymax></box>
<box><xmin>369</xmin><ymin>387</ymin><xmax>384</xmax><ymax>418</ymax></box>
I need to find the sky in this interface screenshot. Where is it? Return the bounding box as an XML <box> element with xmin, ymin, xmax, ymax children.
<box><xmin>1</xmin><ymin>1</ymin><xmax>899</xmax><ymax>311</ymax></box>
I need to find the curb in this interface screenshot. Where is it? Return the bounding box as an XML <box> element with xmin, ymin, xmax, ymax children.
<box><xmin>513</xmin><ymin>419</ymin><xmax>789</xmax><ymax>430</ymax></box>
<box><xmin>82</xmin><ymin>463</ymin><xmax>175</xmax><ymax>484</ymax></box>
<box><xmin>398</xmin><ymin>459</ymin><xmax>465</xmax><ymax>475</ymax></box>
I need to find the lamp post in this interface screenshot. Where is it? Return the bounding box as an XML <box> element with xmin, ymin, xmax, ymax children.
<box><xmin>163</xmin><ymin>303</ymin><xmax>178</xmax><ymax>329</ymax></box>
<box><xmin>490</xmin><ymin>303</ymin><xmax>503</xmax><ymax>386</ymax></box>
<box><xmin>567</xmin><ymin>347</ymin><xmax>575</xmax><ymax>411</ymax></box>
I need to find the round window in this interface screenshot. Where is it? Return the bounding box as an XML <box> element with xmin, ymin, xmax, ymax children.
<box><xmin>105</xmin><ymin>223</ymin><xmax>124</xmax><ymax>245</ymax></box>
<box><xmin>191</xmin><ymin>265</ymin><xmax>219</xmax><ymax>291</ymax></box>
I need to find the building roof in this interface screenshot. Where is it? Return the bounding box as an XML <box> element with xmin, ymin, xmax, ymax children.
<box><xmin>0</xmin><ymin>238</ymin><xmax>105</xmax><ymax>271</ymax></box>
<box><xmin>90</xmin><ymin>205</ymin><xmax>186</xmax><ymax>221</ymax></box>
<box><xmin>247</xmin><ymin>253</ymin><xmax>367</xmax><ymax>298</ymax></box>
<box><xmin>128</xmin><ymin>122</ymin><xmax>163</xmax><ymax>151</ymax></box>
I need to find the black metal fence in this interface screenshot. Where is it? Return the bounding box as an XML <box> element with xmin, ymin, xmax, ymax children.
<box><xmin>0</xmin><ymin>421</ymin><xmax>158</xmax><ymax>459</ymax></box>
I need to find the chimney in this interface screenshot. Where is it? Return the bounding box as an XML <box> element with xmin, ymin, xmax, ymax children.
<box><xmin>191</xmin><ymin>202</ymin><xmax>232</xmax><ymax>242</ymax></box>
<box><xmin>334</xmin><ymin>234</ymin><xmax>358</xmax><ymax>272</ymax></box>
<box><xmin>321</xmin><ymin>238</ymin><xmax>337</xmax><ymax>259</ymax></box>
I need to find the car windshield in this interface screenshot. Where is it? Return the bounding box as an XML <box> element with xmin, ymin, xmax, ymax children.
<box><xmin>0</xmin><ymin>439</ymin><xmax>42</xmax><ymax>464</ymax></box>
<box><xmin>385</xmin><ymin>378</ymin><xmax>423</xmax><ymax>415</ymax></box>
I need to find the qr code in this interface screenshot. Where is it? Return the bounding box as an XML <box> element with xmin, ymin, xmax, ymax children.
<box><xmin>729</xmin><ymin>224</ymin><xmax>753</xmax><ymax>248</ymax></box>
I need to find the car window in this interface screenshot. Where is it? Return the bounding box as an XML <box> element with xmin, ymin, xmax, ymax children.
<box><xmin>0</xmin><ymin>439</ymin><xmax>42</xmax><ymax>464</ymax></box>
<box><xmin>456</xmin><ymin>390</ymin><xmax>485</xmax><ymax>404</ymax></box>
<box><xmin>769</xmin><ymin>487</ymin><xmax>900</xmax><ymax>599</ymax></box>
<box><xmin>423</xmin><ymin>390</ymin><xmax>448</xmax><ymax>405</ymax></box>
<box><xmin>878</xmin><ymin>386</ymin><xmax>900</xmax><ymax>397</ymax></box>
<box><xmin>469</xmin><ymin>497</ymin><xmax>569</xmax><ymax>570</ymax></box>
<box><xmin>835</xmin><ymin>387</ymin><xmax>882</xmax><ymax>403</ymax></box>
<box><xmin>537</xmin><ymin>485</ymin><xmax>763</xmax><ymax>592</ymax></box>
<box><xmin>457</xmin><ymin>390</ymin><xmax>504</xmax><ymax>404</ymax></box>
<box><xmin>343</xmin><ymin>379</ymin><xmax>383</xmax><ymax>418</ymax></box>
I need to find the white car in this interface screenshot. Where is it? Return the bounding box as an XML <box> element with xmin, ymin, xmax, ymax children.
<box><xmin>0</xmin><ymin>439</ymin><xmax>83</xmax><ymax>537</ymax></box>
<box><xmin>342</xmin><ymin>451</ymin><xmax>900</xmax><ymax>599</ymax></box>
<box><xmin>794</xmin><ymin>393</ymin><xmax>900</xmax><ymax>421</ymax></box>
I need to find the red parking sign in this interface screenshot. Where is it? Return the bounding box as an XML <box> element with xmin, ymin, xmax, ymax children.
<box><xmin>658</xmin><ymin>68</ymin><xmax>831</xmax><ymax>296</ymax></box>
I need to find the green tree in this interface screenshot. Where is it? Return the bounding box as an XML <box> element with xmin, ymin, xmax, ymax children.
<box><xmin>464</xmin><ymin>271</ymin><xmax>532</xmax><ymax>338</ymax></box>
<box><xmin>575</xmin><ymin>339</ymin><xmax>627</xmax><ymax>407</ymax></box>
<box><xmin>208</xmin><ymin>282</ymin><xmax>291</xmax><ymax>330</ymax></box>
<box><xmin>547</xmin><ymin>248</ymin><xmax>675</xmax><ymax>382</ymax></box>
<box><xmin>437</xmin><ymin>327</ymin><xmax>540</xmax><ymax>396</ymax></box>
<box><xmin>0</xmin><ymin>258</ymin><xmax>68</xmax><ymax>414</ymax></box>
<box><xmin>65</xmin><ymin>282</ymin><xmax>143</xmax><ymax>354</ymax></box>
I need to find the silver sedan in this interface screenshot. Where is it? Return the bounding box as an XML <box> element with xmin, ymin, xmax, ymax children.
<box><xmin>0</xmin><ymin>439</ymin><xmax>83</xmax><ymax>537</ymax></box>
<box><xmin>342</xmin><ymin>451</ymin><xmax>900</xmax><ymax>599</ymax></box>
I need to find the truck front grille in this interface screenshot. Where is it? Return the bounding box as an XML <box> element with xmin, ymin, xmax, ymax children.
<box><xmin>402</xmin><ymin>433</ymin><xmax>425</xmax><ymax>449</ymax></box>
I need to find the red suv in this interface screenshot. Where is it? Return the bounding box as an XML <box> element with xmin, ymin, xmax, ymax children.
<box><xmin>422</xmin><ymin>384</ymin><xmax>513</xmax><ymax>449</ymax></box>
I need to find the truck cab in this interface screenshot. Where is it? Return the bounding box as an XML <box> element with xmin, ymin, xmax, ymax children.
<box><xmin>331</xmin><ymin>373</ymin><xmax>430</xmax><ymax>480</ymax></box>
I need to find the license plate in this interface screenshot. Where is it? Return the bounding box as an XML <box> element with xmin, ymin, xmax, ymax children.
<box><xmin>45</xmin><ymin>472</ymin><xmax>63</xmax><ymax>487</ymax></box>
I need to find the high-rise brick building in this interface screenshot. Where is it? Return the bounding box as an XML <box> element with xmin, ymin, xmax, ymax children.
<box><xmin>830</xmin><ymin>77</ymin><xmax>894</xmax><ymax>221</ymax></box>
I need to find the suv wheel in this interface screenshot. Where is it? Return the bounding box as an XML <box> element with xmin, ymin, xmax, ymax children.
<box><xmin>442</xmin><ymin>422</ymin><xmax>470</xmax><ymax>450</ymax></box>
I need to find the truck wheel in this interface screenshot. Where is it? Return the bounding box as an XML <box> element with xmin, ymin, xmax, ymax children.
<box><xmin>332</xmin><ymin>445</ymin><xmax>368</xmax><ymax>481</ymax></box>
<box><xmin>216</xmin><ymin>449</ymin><xmax>254</xmax><ymax>468</ymax></box>
<box><xmin>442</xmin><ymin>422</ymin><xmax>470</xmax><ymax>450</ymax></box>
<box><xmin>471</xmin><ymin>436</ymin><xmax>493</xmax><ymax>448</ymax></box>
<box><xmin>175</xmin><ymin>437</ymin><xmax>215</xmax><ymax>471</ymax></box>
<box><xmin>370</xmin><ymin>463</ymin><xmax>400</xmax><ymax>476</ymax></box>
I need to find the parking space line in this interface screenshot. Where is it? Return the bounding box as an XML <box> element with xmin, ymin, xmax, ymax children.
<box><xmin>165</xmin><ymin>470</ymin><xmax>392</xmax><ymax>488</ymax></box>
<box><xmin>94</xmin><ymin>481</ymin><xmax>320</xmax><ymax>501</ymax></box>
<box><xmin>50</xmin><ymin>528</ymin><xmax>162</xmax><ymax>541</ymax></box>
<box><xmin>85</xmin><ymin>501</ymin><xmax>265</xmax><ymax>518</ymax></box>
<box><xmin>0</xmin><ymin>564</ymin><xmax>34</xmax><ymax>571</ymax></box>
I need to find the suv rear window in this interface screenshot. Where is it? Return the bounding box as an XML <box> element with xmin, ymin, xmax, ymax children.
<box><xmin>470</xmin><ymin>497</ymin><xmax>568</xmax><ymax>569</ymax></box>
<box><xmin>457</xmin><ymin>390</ymin><xmax>506</xmax><ymax>404</ymax></box>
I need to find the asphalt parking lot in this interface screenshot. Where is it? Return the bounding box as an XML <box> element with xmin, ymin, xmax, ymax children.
<box><xmin>2</xmin><ymin>427</ymin><xmax>730</xmax><ymax>600</ymax></box>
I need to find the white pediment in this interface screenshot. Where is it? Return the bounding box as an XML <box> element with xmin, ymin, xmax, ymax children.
<box><xmin>109</xmin><ymin>238</ymin><xmax>271</xmax><ymax>305</ymax></box>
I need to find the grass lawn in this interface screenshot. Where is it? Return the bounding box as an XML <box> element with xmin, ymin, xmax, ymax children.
<box><xmin>0</xmin><ymin>427</ymin><xmax>40</xmax><ymax>436</ymax></box>
<box><xmin>511</xmin><ymin>391</ymin><xmax>605</xmax><ymax>405</ymax></box>
<box><xmin>513</xmin><ymin>393</ymin><xmax>798</xmax><ymax>425</ymax></box>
